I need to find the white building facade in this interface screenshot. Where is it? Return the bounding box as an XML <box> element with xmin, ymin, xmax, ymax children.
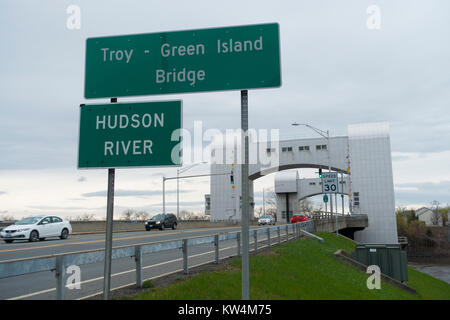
<box><xmin>209</xmin><ymin>122</ymin><xmax>398</xmax><ymax>244</ymax></box>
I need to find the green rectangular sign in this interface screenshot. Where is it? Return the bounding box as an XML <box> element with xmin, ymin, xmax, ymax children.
<box><xmin>78</xmin><ymin>101</ymin><xmax>182</xmax><ymax>168</ymax></box>
<box><xmin>84</xmin><ymin>23</ymin><xmax>281</xmax><ymax>98</ymax></box>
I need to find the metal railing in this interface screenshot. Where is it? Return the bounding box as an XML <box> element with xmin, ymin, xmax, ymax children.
<box><xmin>311</xmin><ymin>212</ymin><xmax>366</xmax><ymax>220</ymax></box>
<box><xmin>0</xmin><ymin>221</ymin><xmax>316</xmax><ymax>300</ymax></box>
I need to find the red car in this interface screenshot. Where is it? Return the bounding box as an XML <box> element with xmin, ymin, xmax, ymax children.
<box><xmin>290</xmin><ymin>214</ymin><xmax>309</xmax><ymax>224</ymax></box>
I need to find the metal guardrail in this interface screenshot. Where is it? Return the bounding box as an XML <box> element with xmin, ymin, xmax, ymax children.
<box><xmin>311</xmin><ymin>212</ymin><xmax>366</xmax><ymax>220</ymax></box>
<box><xmin>0</xmin><ymin>221</ymin><xmax>315</xmax><ymax>300</ymax></box>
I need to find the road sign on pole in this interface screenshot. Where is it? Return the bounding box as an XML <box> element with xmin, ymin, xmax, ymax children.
<box><xmin>78</xmin><ymin>100</ymin><xmax>182</xmax><ymax>168</ymax></box>
<box><xmin>323</xmin><ymin>194</ymin><xmax>329</xmax><ymax>203</ymax></box>
<box><xmin>84</xmin><ymin>23</ymin><xmax>281</xmax><ymax>98</ymax></box>
<box><xmin>322</xmin><ymin>172</ymin><xmax>338</xmax><ymax>194</ymax></box>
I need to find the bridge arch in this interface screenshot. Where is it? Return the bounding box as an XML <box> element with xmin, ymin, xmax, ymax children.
<box><xmin>249</xmin><ymin>163</ymin><xmax>348</xmax><ymax>181</ymax></box>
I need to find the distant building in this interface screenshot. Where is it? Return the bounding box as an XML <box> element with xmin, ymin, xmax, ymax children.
<box><xmin>204</xmin><ymin>194</ymin><xmax>211</xmax><ymax>216</ymax></box>
<box><xmin>416</xmin><ymin>207</ymin><xmax>443</xmax><ymax>226</ymax></box>
<box><xmin>210</xmin><ymin>122</ymin><xmax>398</xmax><ymax>243</ymax></box>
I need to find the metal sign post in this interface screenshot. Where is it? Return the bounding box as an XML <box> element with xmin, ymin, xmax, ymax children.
<box><xmin>103</xmin><ymin>97</ymin><xmax>117</xmax><ymax>300</ymax></box>
<box><xmin>241</xmin><ymin>90</ymin><xmax>250</xmax><ymax>300</ymax></box>
<box><xmin>83</xmin><ymin>22</ymin><xmax>281</xmax><ymax>303</ymax></box>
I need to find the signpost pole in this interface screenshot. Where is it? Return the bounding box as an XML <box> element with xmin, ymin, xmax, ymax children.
<box><xmin>341</xmin><ymin>172</ymin><xmax>345</xmax><ymax>216</ymax></box>
<box><xmin>103</xmin><ymin>97</ymin><xmax>117</xmax><ymax>300</ymax></box>
<box><xmin>241</xmin><ymin>90</ymin><xmax>250</xmax><ymax>300</ymax></box>
<box><xmin>163</xmin><ymin>177</ymin><xmax>166</xmax><ymax>215</ymax></box>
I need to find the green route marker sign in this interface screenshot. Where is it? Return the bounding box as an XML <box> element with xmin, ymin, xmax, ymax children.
<box><xmin>84</xmin><ymin>23</ymin><xmax>281</xmax><ymax>98</ymax></box>
<box><xmin>78</xmin><ymin>100</ymin><xmax>182</xmax><ymax>169</ymax></box>
<box><xmin>323</xmin><ymin>195</ymin><xmax>329</xmax><ymax>203</ymax></box>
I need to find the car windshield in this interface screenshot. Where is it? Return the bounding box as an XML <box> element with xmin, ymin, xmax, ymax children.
<box><xmin>151</xmin><ymin>214</ymin><xmax>165</xmax><ymax>220</ymax></box>
<box><xmin>260</xmin><ymin>215</ymin><xmax>272</xmax><ymax>219</ymax></box>
<box><xmin>15</xmin><ymin>216</ymin><xmax>44</xmax><ymax>225</ymax></box>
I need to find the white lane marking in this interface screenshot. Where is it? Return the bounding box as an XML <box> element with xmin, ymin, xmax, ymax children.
<box><xmin>7</xmin><ymin>232</ymin><xmax>292</xmax><ymax>300</ymax></box>
<box><xmin>8</xmin><ymin>288</ymin><xmax>56</xmax><ymax>300</ymax></box>
<box><xmin>7</xmin><ymin>244</ymin><xmax>236</xmax><ymax>300</ymax></box>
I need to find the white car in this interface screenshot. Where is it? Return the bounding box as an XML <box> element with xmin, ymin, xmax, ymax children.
<box><xmin>0</xmin><ymin>216</ymin><xmax>72</xmax><ymax>243</ymax></box>
<box><xmin>258</xmin><ymin>215</ymin><xmax>275</xmax><ymax>225</ymax></box>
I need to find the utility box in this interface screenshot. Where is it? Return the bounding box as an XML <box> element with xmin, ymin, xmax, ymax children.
<box><xmin>351</xmin><ymin>244</ymin><xmax>408</xmax><ymax>282</ymax></box>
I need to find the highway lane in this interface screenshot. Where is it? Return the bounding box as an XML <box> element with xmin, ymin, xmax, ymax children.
<box><xmin>0</xmin><ymin>225</ymin><xmax>291</xmax><ymax>300</ymax></box>
<box><xmin>0</xmin><ymin>226</ymin><xmax>247</xmax><ymax>262</ymax></box>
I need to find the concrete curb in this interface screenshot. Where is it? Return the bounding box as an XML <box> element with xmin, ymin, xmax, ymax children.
<box><xmin>334</xmin><ymin>249</ymin><xmax>417</xmax><ymax>295</ymax></box>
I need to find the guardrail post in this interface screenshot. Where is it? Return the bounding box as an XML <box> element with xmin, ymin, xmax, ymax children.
<box><xmin>182</xmin><ymin>239</ymin><xmax>188</xmax><ymax>274</ymax></box>
<box><xmin>55</xmin><ymin>255</ymin><xmax>66</xmax><ymax>300</ymax></box>
<box><xmin>135</xmin><ymin>245</ymin><xmax>142</xmax><ymax>288</ymax></box>
<box><xmin>253</xmin><ymin>229</ymin><xmax>258</xmax><ymax>253</ymax></box>
<box><xmin>277</xmin><ymin>226</ymin><xmax>281</xmax><ymax>244</ymax></box>
<box><xmin>267</xmin><ymin>227</ymin><xmax>271</xmax><ymax>248</ymax></box>
<box><xmin>214</xmin><ymin>234</ymin><xmax>219</xmax><ymax>264</ymax></box>
<box><xmin>285</xmin><ymin>225</ymin><xmax>289</xmax><ymax>241</ymax></box>
<box><xmin>237</xmin><ymin>232</ymin><xmax>241</xmax><ymax>257</ymax></box>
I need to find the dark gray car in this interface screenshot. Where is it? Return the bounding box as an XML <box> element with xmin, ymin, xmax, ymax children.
<box><xmin>145</xmin><ymin>213</ymin><xmax>177</xmax><ymax>231</ymax></box>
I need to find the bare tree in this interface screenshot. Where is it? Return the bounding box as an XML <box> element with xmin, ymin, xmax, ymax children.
<box><xmin>134</xmin><ymin>211</ymin><xmax>149</xmax><ymax>221</ymax></box>
<box><xmin>298</xmin><ymin>198</ymin><xmax>315</xmax><ymax>215</ymax></box>
<box><xmin>73</xmin><ymin>213</ymin><xmax>95</xmax><ymax>221</ymax></box>
<box><xmin>262</xmin><ymin>190</ymin><xmax>277</xmax><ymax>220</ymax></box>
<box><xmin>0</xmin><ymin>214</ymin><xmax>15</xmax><ymax>221</ymax></box>
<box><xmin>430</xmin><ymin>201</ymin><xmax>442</xmax><ymax>226</ymax></box>
<box><xmin>255</xmin><ymin>207</ymin><xmax>264</xmax><ymax>218</ymax></box>
<box><xmin>179</xmin><ymin>210</ymin><xmax>194</xmax><ymax>220</ymax></box>
<box><xmin>121</xmin><ymin>209</ymin><xmax>134</xmax><ymax>221</ymax></box>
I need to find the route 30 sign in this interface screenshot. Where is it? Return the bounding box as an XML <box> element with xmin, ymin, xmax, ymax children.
<box><xmin>322</xmin><ymin>172</ymin><xmax>338</xmax><ymax>194</ymax></box>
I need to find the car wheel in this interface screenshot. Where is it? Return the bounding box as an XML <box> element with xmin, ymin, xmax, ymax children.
<box><xmin>172</xmin><ymin>222</ymin><xmax>177</xmax><ymax>230</ymax></box>
<box><xmin>29</xmin><ymin>230</ymin><xmax>39</xmax><ymax>242</ymax></box>
<box><xmin>39</xmin><ymin>238</ymin><xmax>45</xmax><ymax>241</ymax></box>
<box><xmin>4</xmin><ymin>240</ymin><xmax>13</xmax><ymax>243</ymax></box>
<box><xmin>146</xmin><ymin>227</ymin><xmax>151</xmax><ymax>231</ymax></box>
<box><xmin>160</xmin><ymin>224</ymin><xmax>165</xmax><ymax>231</ymax></box>
<box><xmin>60</xmin><ymin>228</ymin><xmax>69</xmax><ymax>240</ymax></box>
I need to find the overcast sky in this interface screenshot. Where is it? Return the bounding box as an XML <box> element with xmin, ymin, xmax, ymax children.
<box><xmin>0</xmin><ymin>0</ymin><xmax>449</xmax><ymax>219</ymax></box>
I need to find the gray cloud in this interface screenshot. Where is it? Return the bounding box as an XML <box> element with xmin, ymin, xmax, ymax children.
<box><xmin>165</xmin><ymin>201</ymin><xmax>204</xmax><ymax>206</ymax></box>
<box><xmin>0</xmin><ymin>1</ymin><xmax>449</xmax><ymax>170</ymax></box>
<box><xmin>81</xmin><ymin>189</ymin><xmax>190</xmax><ymax>198</ymax></box>
<box><xmin>395</xmin><ymin>181</ymin><xmax>450</xmax><ymax>206</ymax></box>
<box><xmin>27</xmin><ymin>205</ymin><xmax>100</xmax><ymax>211</ymax></box>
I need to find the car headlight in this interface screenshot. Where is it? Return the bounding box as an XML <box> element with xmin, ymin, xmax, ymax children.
<box><xmin>156</xmin><ymin>221</ymin><xmax>160</xmax><ymax>224</ymax></box>
<box><xmin>16</xmin><ymin>228</ymin><xmax>30</xmax><ymax>232</ymax></box>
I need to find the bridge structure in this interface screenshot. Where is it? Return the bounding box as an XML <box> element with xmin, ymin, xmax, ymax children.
<box><xmin>210</xmin><ymin>122</ymin><xmax>398</xmax><ymax>244</ymax></box>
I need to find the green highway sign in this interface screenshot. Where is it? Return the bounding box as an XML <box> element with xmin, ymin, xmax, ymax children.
<box><xmin>78</xmin><ymin>101</ymin><xmax>182</xmax><ymax>168</ymax></box>
<box><xmin>84</xmin><ymin>23</ymin><xmax>281</xmax><ymax>98</ymax></box>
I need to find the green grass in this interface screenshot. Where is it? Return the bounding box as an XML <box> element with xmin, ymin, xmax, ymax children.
<box><xmin>142</xmin><ymin>279</ymin><xmax>154</xmax><ymax>289</ymax></box>
<box><xmin>129</xmin><ymin>233</ymin><xmax>450</xmax><ymax>300</ymax></box>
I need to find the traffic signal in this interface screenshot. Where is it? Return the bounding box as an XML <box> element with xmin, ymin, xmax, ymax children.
<box><xmin>230</xmin><ymin>170</ymin><xmax>234</xmax><ymax>185</ymax></box>
<box><xmin>319</xmin><ymin>168</ymin><xmax>323</xmax><ymax>178</ymax></box>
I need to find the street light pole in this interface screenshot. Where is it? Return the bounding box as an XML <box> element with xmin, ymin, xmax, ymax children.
<box><xmin>292</xmin><ymin>123</ymin><xmax>333</xmax><ymax>216</ymax></box>
<box><xmin>177</xmin><ymin>170</ymin><xmax>179</xmax><ymax>219</ymax></box>
<box><xmin>176</xmin><ymin>162</ymin><xmax>207</xmax><ymax>220</ymax></box>
<box><xmin>263</xmin><ymin>188</ymin><xmax>266</xmax><ymax>216</ymax></box>
<box><xmin>326</xmin><ymin>130</ymin><xmax>333</xmax><ymax>217</ymax></box>
<box><xmin>162</xmin><ymin>176</ymin><xmax>166</xmax><ymax>215</ymax></box>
